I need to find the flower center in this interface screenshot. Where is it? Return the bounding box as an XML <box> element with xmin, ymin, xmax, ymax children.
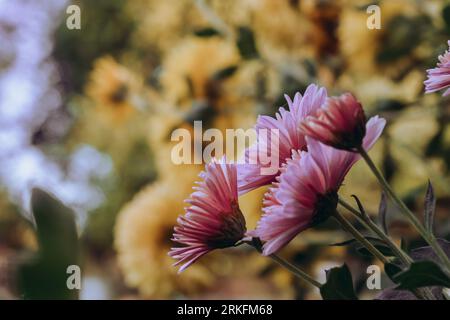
<box><xmin>333</xmin><ymin>124</ymin><xmax>366</xmax><ymax>151</ymax></box>
<box><xmin>206</xmin><ymin>202</ymin><xmax>246</xmax><ymax>249</ymax></box>
<box><xmin>311</xmin><ymin>191</ymin><xmax>338</xmax><ymax>227</ymax></box>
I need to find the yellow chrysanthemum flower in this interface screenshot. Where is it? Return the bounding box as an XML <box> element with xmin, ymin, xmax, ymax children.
<box><xmin>86</xmin><ymin>56</ymin><xmax>143</xmax><ymax>123</ymax></box>
<box><xmin>115</xmin><ymin>172</ymin><xmax>215</xmax><ymax>298</ymax></box>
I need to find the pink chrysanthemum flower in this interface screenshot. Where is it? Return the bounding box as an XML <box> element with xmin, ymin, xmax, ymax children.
<box><xmin>238</xmin><ymin>84</ymin><xmax>327</xmax><ymax>194</ymax></box>
<box><xmin>252</xmin><ymin>117</ymin><xmax>386</xmax><ymax>256</ymax></box>
<box><xmin>299</xmin><ymin>93</ymin><xmax>368</xmax><ymax>151</ymax></box>
<box><xmin>424</xmin><ymin>40</ymin><xmax>450</xmax><ymax>96</ymax></box>
<box><xmin>169</xmin><ymin>159</ymin><xmax>246</xmax><ymax>272</ymax></box>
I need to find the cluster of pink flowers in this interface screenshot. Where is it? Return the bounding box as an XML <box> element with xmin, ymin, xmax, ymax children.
<box><xmin>169</xmin><ymin>83</ymin><xmax>387</xmax><ymax>271</ymax></box>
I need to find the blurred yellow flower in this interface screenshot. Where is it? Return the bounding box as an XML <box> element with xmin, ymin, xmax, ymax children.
<box><xmin>115</xmin><ymin>173</ymin><xmax>215</xmax><ymax>298</ymax></box>
<box><xmin>126</xmin><ymin>0</ymin><xmax>206</xmax><ymax>54</ymax></box>
<box><xmin>338</xmin><ymin>0</ymin><xmax>420</xmax><ymax>76</ymax></box>
<box><xmin>250</xmin><ymin>0</ymin><xmax>314</xmax><ymax>60</ymax></box>
<box><xmin>161</xmin><ymin>37</ymin><xmax>240</xmax><ymax>108</ymax></box>
<box><xmin>149</xmin><ymin>36</ymin><xmax>262</xmax><ymax>176</ymax></box>
<box><xmin>86</xmin><ymin>56</ymin><xmax>142</xmax><ymax>123</ymax></box>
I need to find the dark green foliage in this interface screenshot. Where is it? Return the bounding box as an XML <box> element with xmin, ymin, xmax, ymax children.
<box><xmin>320</xmin><ymin>264</ymin><xmax>358</xmax><ymax>300</ymax></box>
<box><xmin>18</xmin><ymin>189</ymin><xmax>80</xmax><ymax>299</ymax></box>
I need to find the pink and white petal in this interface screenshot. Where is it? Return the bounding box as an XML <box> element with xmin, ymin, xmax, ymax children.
<box><xmin>362</xmin><ymin>116</ymin><xmax>386</xmax><ymax>150</ymax></box>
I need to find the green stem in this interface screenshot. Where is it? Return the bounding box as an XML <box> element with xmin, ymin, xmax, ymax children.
<box><xmin>246</xmin><ymin>242</ymin><xmax>321</xmax><ymax>288</ymax></box>
<box><xmin>358</xmin><ymin>146</ymin><xmax>450</xmax><ymax>273</ymax></box>
<box><xmin>332</xmin><ymin>210</ymin><xmax>389</xmax><ymax>264</ymax></box>
<box><xmin>338</xmin><ymin>198</ymin><xmax>436</xmax><ymax>300</ymax></box>
<box><xmin>338</xmin><ymin>198</ymin><xmax>412</xmax><ymax>266</ymax></box>
<box><xmin>269</xmin><ymin>253</ymin><xmax>322</xmax><ymax>289</ymax></box>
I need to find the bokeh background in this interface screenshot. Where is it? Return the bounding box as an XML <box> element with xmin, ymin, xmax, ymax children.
<box><xmin>1</xmin><ymin>0</ymin><xmax>450</xmax><ymax>300</ymax></box>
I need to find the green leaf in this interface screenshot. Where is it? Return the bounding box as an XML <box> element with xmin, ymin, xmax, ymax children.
<box><xmin>328</xmin><ymin>237</ymin><xmax>395</xmax><ymax>257</ymax></box>
<box><xmin>351</xmin><ymin>194</ymin><xmax>367</xmax><ymax>217</ymax></box>
<box><xmin>384</xmin><ymin>263</ymin><xmax>402</xmax><ymax>284</ymax></box>
<box><xmin>18</xmin><ymin>189</ymin><xmax>80</xmax><ymax>300</ymax></box>
<box><xmin>320</xmin><ymin>264</ymin><xmax>358</xmax><ymax>300</ymax></box>
<box><xmin>393</xmin><ymin>261</ymin><xmax>450</xmax><ymax>290</ymax></box>
<box><xmin>409</xmin><ymin>239</ymin><xmax>450</xmax><ymax>262</ymax></box>
<box><xmin>424</xmin><ymin>180</ymin><xmax>436</xmax><ymax>235</ymax></box>
<box><xmin>378</xmin><ymin>192</ymin><xmax>388</xmax><ymax>234</ymax></box>
<box><xmin>236</xmin><ymin>27</ymin><xmax>259</xmax><ymax>60</ymax></box>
